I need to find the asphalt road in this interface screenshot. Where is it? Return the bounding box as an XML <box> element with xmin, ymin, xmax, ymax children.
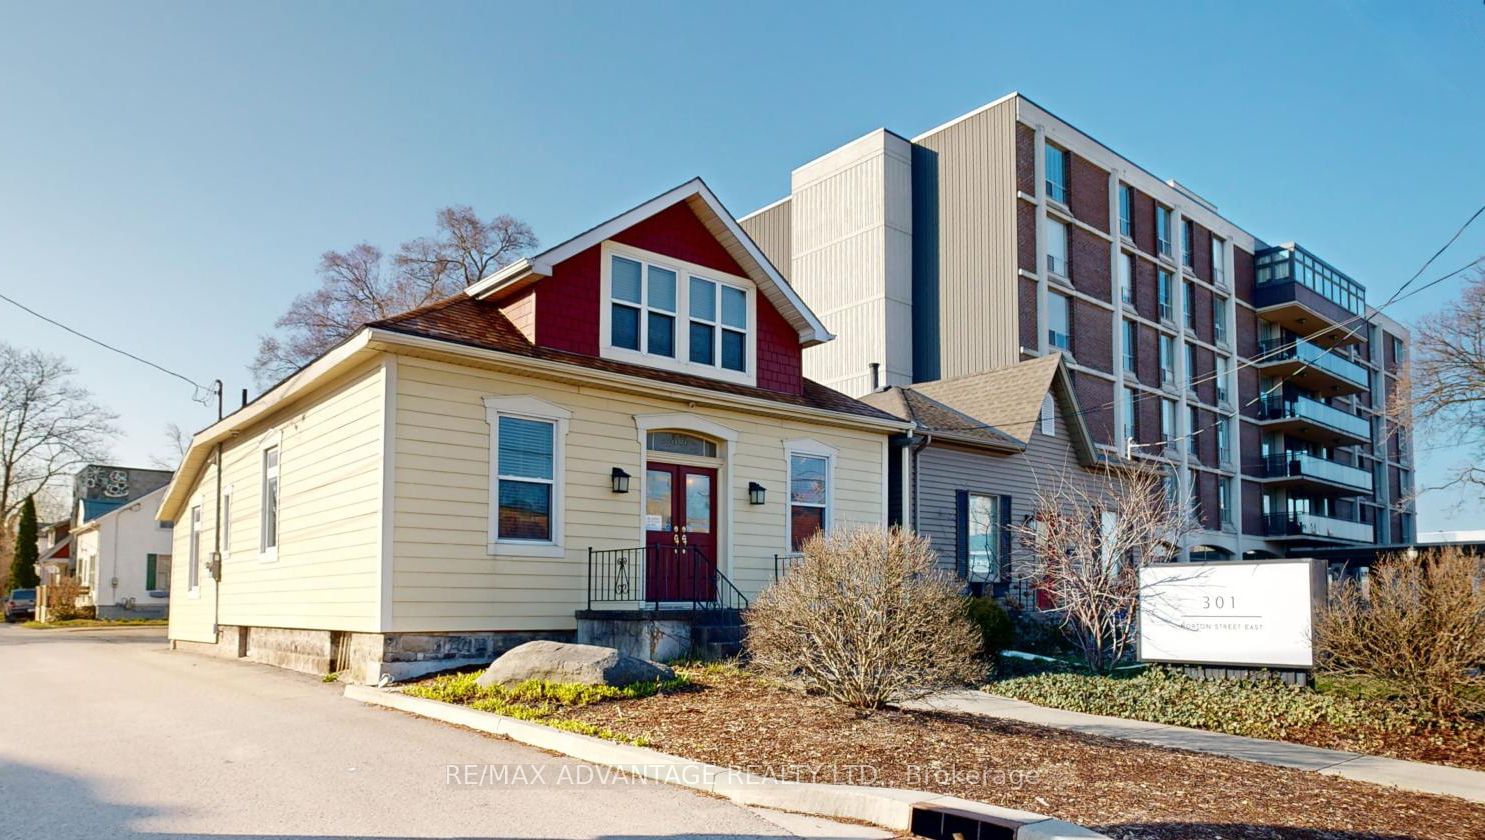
<box><xmin>0</xmin><ymin>625</ymin><xmax>886</xmax><ymax>839</ymax></box>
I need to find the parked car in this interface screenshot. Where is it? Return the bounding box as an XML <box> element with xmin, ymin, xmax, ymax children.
<box><xmin>4</xmin><ymin>588</ymin><xmax>36</xmax><ymax>622</ymax></box>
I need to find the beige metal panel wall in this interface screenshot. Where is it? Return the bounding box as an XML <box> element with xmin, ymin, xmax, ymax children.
<box><xmin>739</xmin><ymin>198</ymin><xmax>792</xmax><ymax>282</ymax></box>
<box><xmin>390</xmin><ymin>355</ymin><xmax>887</xmax><ymax>634</ymax></box>
<box><xmin>913</xmin><ymin>97</ymin><xmax>1021</xmax><ymax>379</ymax></box>
<box><xmin>789</xmin><ymin>129</ymin><xmax>913</xmax><ymax>397</ymax></box>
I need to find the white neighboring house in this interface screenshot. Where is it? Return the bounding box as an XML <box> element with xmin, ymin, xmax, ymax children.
<box><xmin>73</xmin><ymin>486</ymin><xmax>173</xmax><ymax>619</ymax></box>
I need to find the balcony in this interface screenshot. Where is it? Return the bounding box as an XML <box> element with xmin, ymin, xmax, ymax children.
<box><xmin>1254</xmin><ymin>244</ymin><xmax>1366</xmax><ymax>347</ymax></box>
<box><xmin>1261</xmin><ymin>452</ymin><xmax>1373</xmax><ymax>496</ymax></box>
<box><xmin>1256</xmin><ymin>338</ymin><xmax>1369</xmax><ymax>396</ymax></box>
<box><xmin>1264</xmin><ymin>512</ymin><xmax>1373</xmax><ymax>544</ymax></box>
<box><xmin>1257</xmin><ymin>395</ymin><xmax>1371</xmax><ymax>447</ymax></box>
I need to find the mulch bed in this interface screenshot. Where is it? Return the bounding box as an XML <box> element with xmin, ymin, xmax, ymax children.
<box><xmin>1296</xmin><ymin>719</ymin><xmax>1485</xmax><ymax>771</ymax></box>
<box><xmin>551</xmin><ymin>667</ymin><xmax>1485</xmax><ymax>840</ymax></box>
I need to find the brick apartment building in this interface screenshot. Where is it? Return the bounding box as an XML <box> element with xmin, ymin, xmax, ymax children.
<box><xmin>740</xmin><ymin>92</ymin><xmax>1415</xmax><ymax>560</ymax></box>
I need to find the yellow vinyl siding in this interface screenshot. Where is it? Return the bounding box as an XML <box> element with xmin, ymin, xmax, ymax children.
<box><xmin>391</xmin><ymin>355</ymin><xmax>886</xmax><ymax>634</ymax></box>
<box><xmin>166</xmin><ymin>360</ymin><xmax>387</xmax><ymax>642</ymax></box>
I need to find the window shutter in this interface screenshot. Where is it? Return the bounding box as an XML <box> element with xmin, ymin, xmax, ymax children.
<box><xmin>145</xmin><ymin>554</ymin><xmax>157</xmax><ymax>590</ymax></box>
<box><xmin>998</xmin><ymin>495</ymin><xmax>1013</xmax><ymax>583</ymax></box>
<box><xmin>954</xmin><ymin>490</ymin><xmax>969</xmax><ymax>579</ymax></box>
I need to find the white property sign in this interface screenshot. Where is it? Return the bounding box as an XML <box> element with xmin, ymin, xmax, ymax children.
<box><xmin>1138</xmin><ymin>558</ymin><xmax>1326</xmax><ymax>669</ymax></box>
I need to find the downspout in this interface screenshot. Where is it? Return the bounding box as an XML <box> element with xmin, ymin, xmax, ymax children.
<box><xmin>910</xmin><ymin>430</ymin><xmax>931</xmax><ymax>532</ymax></box>
<box><xmin>211</xmin><ymin>442</ymin><xmax>222</xmax><ymax>637</ymax></box>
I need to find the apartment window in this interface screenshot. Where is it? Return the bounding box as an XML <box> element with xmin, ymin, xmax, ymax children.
<box><xmin>1186</xmin><ymin>343</ymin><xmax>1198</xmax><ymax>390</ymax></box>
<box><xmin>1045</xmin><ymin>142</ymin><xmax>1069</xmax><ymax>204</ymax></box>
<box><xmin>1045</xmin><ymin>217</ymin><xmax>1069</xmax><ymax>277</ymax></box>
<box><xmin>495</xmin><ymin>416</ymin><xmax>557</xmax><ymax>542</ymax></box>
<box><xmin>1119</xmin><ymin>252</ymin><xmax>1134</xmax><ymax>304</ymax></box>
<box><xmin>789</xmin><ymin>452</ymin><xmax>831</xmax><ymax>551</ymax></box>
<box><xmin>1159</xmin><ymin>334</ymin><xmax>1174</xmax><ymax>386</ymax></box>
<box><xmin>1156</xmin><ymin>206</ymin><xmax>1172</xmax><ymax>258</ymax></box>
<box><xmin>188</xmin><ymin>505</ymin><xmax>202</xmax><ymax>591</ymax></box>
<box><xmin>1118</xmin><ymin>184</ymin><xmax>1134</xmax><ymax>238</ymax></box>
<box><xmin>1160</xmin><ymin>398</ymin><xmax>1176</xmax><ymax>442</ymax></box>
<box><xmin>1213</xmin><ymin>297</ymin><xmax>1228</xmax><ymax>344</ymax></box>
<box><xmin>1182</xmin><ymin>219</ymin><xmax>1195</xmax><ymax>268</ymax></box>
<box><xmin>610</xmin><ymin>255</ymin><xmax>676</xmax><ymax>358</ymax></box>
<box><xmin>1122</xmin><ymin>319</ymin><xmax>1137</xmax><ymax>372</ymax></box>
<box><xmin>261</xmin><ymin>446</ymin><xmax>279</xmax><ymax>553</ymax></box>
<box><xmin>966</xmin><ymin>493</ymin><xmax>1003</xmax><ymax>582</ymax></box>
<box><xmin>689</xmin><ymin>277</ymin><xmax>748</xmax><ymax>372</ymax></box>
<box><xmin>1212</xmin><ymin>236</ymin><xmax>1226</xmax><ymax>285</ymax></box>
<box><xmin>1216</xmin><ymin>355</ymin><xmax>1230</xmax><ymax>404</ymax></box>
<box><xmin>1123</xmin><ymin>386</ymin><xmax>1138</xmax><ymax>443</ymax></box>
<box><xmin>1189</xmin><ymin>406</ymin><xmax>1201</xmax><ymax>452</ymax></box>
<box><xmin>1047</xmin><ymin>293</ymin><xmax>1071</xmax><ymax>351</ymax></box>
<box><xmin>1184</xmin><ymin>281</ymin><xmax>1196</xmax><ymax>329</ymax></box>
<box><xmin>1218</xmin><ymin>476</ymin><xmax>1233</xmax><ymax>525</ymax></box>
<box><xmin>1217</xmin><ymin>416</ymin><xmax>1231</xmax><ymax>464</ymax></box>
<box><xmin>1157</xmin><ymin>269</ymin><xmax>1173</xmax><ymax>320</ymax></box>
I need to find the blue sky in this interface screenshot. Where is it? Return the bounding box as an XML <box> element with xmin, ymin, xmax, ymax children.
<box><xmin>1</xmin><ymin>1</ymin><xmax>1482</xmax><ymax>529</ymax></box>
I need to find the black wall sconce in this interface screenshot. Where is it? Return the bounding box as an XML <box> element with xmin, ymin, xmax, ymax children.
<box><xmin>611</xmin><ymin>467</ymin><xmax>631</xmax><ymax>493</ymax></box>
<box><xmin>748</xmin><ymin>482</ymin><xmax>766</xmax><ymax>505</ymax></box>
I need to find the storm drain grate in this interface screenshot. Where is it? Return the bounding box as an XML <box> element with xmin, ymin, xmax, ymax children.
<box><xmin>909</xmin><ymin>805</ymin><xmax>1017</xmax><ymax>840</ymax></box>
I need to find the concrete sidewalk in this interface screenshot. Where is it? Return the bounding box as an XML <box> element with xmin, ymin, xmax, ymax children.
<box><xmin>901</xmin><ymin>689</ymin><xmax>1485</xmax><ymax>805</ymax></box>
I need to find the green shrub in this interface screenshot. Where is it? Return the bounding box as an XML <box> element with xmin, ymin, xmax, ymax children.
<box><xmin>989</xmin><ymin>666</ymin><xmax>1431</xmax><ymax>743</ymax></box>
<box><xmin>964</xmin><ymin>597</ymin><xmax>1015</xmax><ymax>659</ymax></box>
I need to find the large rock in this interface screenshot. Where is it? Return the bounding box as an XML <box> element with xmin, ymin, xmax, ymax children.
<box><xmin>475</xmin><ymin>640</ymin><xmax>675</xmax><ymax>688</ymax></box>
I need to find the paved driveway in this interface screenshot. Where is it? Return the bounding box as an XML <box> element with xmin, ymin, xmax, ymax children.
<box><xmin>0</xmin><ymin>625</ymin><xmax>882</xmax><ymax>839</ymax></box>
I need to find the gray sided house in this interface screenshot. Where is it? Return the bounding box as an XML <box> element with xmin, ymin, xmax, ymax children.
<box><xmin>862</xmin><ymin>354</ymin><xmax>1119</xmax><ymax>603</ymax></box>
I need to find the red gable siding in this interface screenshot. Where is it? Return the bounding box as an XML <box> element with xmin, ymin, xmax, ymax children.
<box><xmin>528</xmin><ymin>202</ymin><xmax>804</xmax><ymax>395</ymax></box>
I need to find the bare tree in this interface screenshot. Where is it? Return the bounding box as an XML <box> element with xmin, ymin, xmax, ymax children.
<box><xmin>1010</xmin><ymin>467</ymin><xmax>1197</xmax><ymax>674</ymax></box>
<box><xmin>251</xmin><ymin>207</ymin><xmax>537</xmax><ymax>386</ymax></box>
<box><xmin>0</xmin><ymin>344</ymin><xmax>116</xmax><ymax>528</ymax></box>
<box><xmin>1408</xmin><ymin>264</ymin><xmax>1485</xmax><ymax>493</ymax></box>
<box><xmin>746</xmin><ymin>527</ymin><xmax>983</xmax><ymax>711</ymax></box>
<box><xmin>148</xmin><ymin>422</ymin><xmax>191</xmax><ymax>470</ymax></box>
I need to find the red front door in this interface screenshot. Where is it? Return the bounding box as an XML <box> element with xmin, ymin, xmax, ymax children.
<box><xmin>643</xmin><ymin>462</ymin><xmax>718</xmax><ymax>602</ymax></box>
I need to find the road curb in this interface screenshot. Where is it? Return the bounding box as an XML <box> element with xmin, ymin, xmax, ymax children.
<box><xmin>343</xmin><ymin>684</ymin><xmax>1107</xmax><ymax>839</ymax></box>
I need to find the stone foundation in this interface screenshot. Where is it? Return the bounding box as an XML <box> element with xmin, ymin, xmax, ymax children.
<box><xmin>575</xmin><ymin>614</ymin><xmax>692</xmax><ymax>662</ymax></box>
<box><xmin>97</xmin><ymin>603</ymin><xmax>169</xmax><ymax>620</ymax></box>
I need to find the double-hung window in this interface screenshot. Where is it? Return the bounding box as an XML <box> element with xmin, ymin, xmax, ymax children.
<box><xmin>1160</xmin><ymin>398</ymin><xmax>1176</xmax><ymax>443</ymax></box>
<box><xmin>1217</xmin><ymin>415</ymin><xmax>1231</xmax><ymax>464</ymax></box>
<box><xmin>1186</xmin><ymin>343</ymin><xmax>1198</xmax><ymax>390</ymax></box>
<box><xmin>966</xmin><ymin>493</ymin><xmax>1002</xmax><ymax>582</ymax></box>
<box><xmin>1157</xmin><ymin>270</ymin><xmax>1172</xmax><ymax>321</ymax></box>
<box><xmin>1218</xmin><ymin>476</ymin><xmax>1233</xmax><ymax>525</ymax></box>
<box><xmin>1045</xmin><ymin>217</ymin><xmax>1070</xmax><ymax>278</ymax></box>
<box><xmin>1119</xmin><ymin>252</ymin><xmax>1134</xmax><ymax>304</ymax></box>
<box><xmin>1216</xmin><ymin>355</ymin><xmax>1230</xmax><ymax>404</ymax></box>
<box><xmin>689</xmin><ymin>277</ymin><xmax>747</xmax><ymax>372</ymax></box>
<box><xmin>1123</xmin><ymin>386</ymin><xmax>1138</xmax><ymax>443</ymax></box>
<box><xmin>1211</xmin><ymin>236</ymin><xmax>1226</xmax><ymax>285</ymax></box>
<box><xmin>610</xmin><ymin>255</ymin><xmax>676</xmax><ymax>358</ymax></box>
<box><xmin>1213</xmin><ymin>296</ymin><xmax>1228</xmax><ymax>344</ymax></box>
<box><xmin>188</xmin><ymin>505</ymin><xmax>202</xmax><ymax>592</ymax></box>
<box><xmin>485</xmin><ymin>396</ymin><xmax>572</xmax><ymax>555</ymax></box>
<box><xmin>1048</xmin><ymin>293</ymin><xmax>1071</xmax><ymax>351</ymax></box>
<box><xmin>1045</xmin><ymin>143</ymin><xmax>1069</xmax><ymax>204</ymax></box>
<box><xmin>261</xmin><ymin>446</ymin><xmax>279</xmax><ymax>554</ymax></box>
<box><xmin>788</xmin><ymin>451</ymin><xmax>831</xmax><ymax>551</ymax></box>
<box><xmin>1184</xmin><ymin>281</ymin><xmax>1197</xmax><ymax>330</ymax></box>
<box><xmin>1118</xmin><ymin>184</ymin><xmax>1134</xmax><ymax>238</ymax></box>
<box><xmin>1182</xmin><ymin>219</ymin><xmax>1195</xmax><ymax>268</ymax></box>
<box><xmin>1122</xmin><ymin>319</ymin><xmax>1137</xmax><ymax>373</ymax></box>
<box><xmin>1158</xmin><ymin>334</ymin><xmax>1174</xmax><ymax>386</ymax></box>
<box><xmin>1156</xmin><ymin>206</ymin><xmax>1172</xmax><ymax>258</ymax></box>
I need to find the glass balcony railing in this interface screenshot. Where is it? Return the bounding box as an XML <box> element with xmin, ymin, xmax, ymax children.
<box><xmin>1262</xmin><ymin>453</ymin><xmax>1374</xmax><ymax>492</ymax></box>
<box><xmin>1258</xmin><ymin>395</ymin><xmax>1371</xmax><ymax>441</ymax></box>
<box><xmin>1257</xmin><ymin>338</ymin><xmax>1369</xmax><ymax>389</ymax></box>
<box><xmin>1264</xmin><ymin>512</ymin><xmax>1373</xmax><ymax>543</ymax></box>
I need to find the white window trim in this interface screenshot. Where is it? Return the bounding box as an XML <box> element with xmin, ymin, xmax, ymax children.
<box><xmin>220</xmin><ymin>484</ymin><xmax>233</xmax><ymax>561</ymax></box>
<box><xmin>599</xmin><ymin>241</ymin><xmax>758</xmax><ymax>387</ymax></box>
<box><xmin>484</xmin><ymin>395</ymin><xmax>572</xmax><ymax>558</ymax></box>
<box><xmin>633</xmin><ymin>413</ymin><xmax>739</xmax><ymax>577</ymax></box>
<box><xmin>187</xmin><ymin>500</ymin><xmax>203</xmax><ymax>599</ymax></box>
<box><xmin>784</xmin><ymin>438</ymin><xmax>837</xmax><ymax>552</ymax></box>
<box><xmin>259</xmin><ymin>430</ymin><xmax>283</xmax><ymax>562</ymax></box>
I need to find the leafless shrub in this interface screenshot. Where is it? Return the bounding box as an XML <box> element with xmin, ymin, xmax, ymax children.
<box><xmin>745</xmin><ymin>527</ymin><xmax>983</xmax><ymax>711</ymax></box>
<box><xmin>1010</xmin><ymin>467</ymin><xmax>1197</xmax><ymax>674</ymax></box>
<box><xmin>39</xmin><ymin>576</ymin><xmax>89</xmax><ymax>622</ymax></box>
<box><xmin>1314</xmin><ymin>547</ymin><xmax>1485</xmax><ymax>718</ymax></box>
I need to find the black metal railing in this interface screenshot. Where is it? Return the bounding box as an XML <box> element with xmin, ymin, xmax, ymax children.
<box><xmin>773</xmin><ymin>552</ymin><xmax>803</xmax><ymax>580</ymax></box>
<box><xmin>587</xmin><ymin>545</ymin><xmax>748</xmax><ymax>611</ymax></box>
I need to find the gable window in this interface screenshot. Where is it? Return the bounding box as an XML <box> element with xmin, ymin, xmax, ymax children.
<box><xmin>1045</xmin><ymin>217</ymin><xmax>1069</xmax><ymax>277</ymax></box>
<box><xmin>1182</xmin><ymin>219</ymin><xmax>1195</xmax><ymax>268</ymax></box>
<box><xmin>1157</xmin><ymin>269</ymin><xmax>1173</xmax><ymax>320</ymax></box>
<box><xmin>689</xmin><ymin>277</ymin><xmax>748</xmax><ymax>372</ymax></box>
<box><xmin>1122</xmin><ymin>319</ymin><xmax>1137</xmax><ymax>373</ymax></box>
<box><xmin>1040</xmin><ymin>394</ymin><xmax>1055</xmax><ymax>436</ymax></box>
<box><xmin>967</xmin><ymin>494</ymin><xmax>1003</xmax><ymax>582</ymax></box>
<box><xmin>188</xmin><ymin>505</ymin><xmax>202</xmax><ymax>592</ymax></box>
<box><xmin>1045</xmin><ymin>143</ymin><xmax>1069</xmax><ymax>204</ymax></box>
<box><xmin>1047</xmin><ymin>293</ymin><xmax>1071</xmax><ymax>351</ymax></box>
<box><xmin>1119</xmin><ymin>252</ymin><xmax>1134</xmax><ymax>304</ymax></box>
<box><xmin>261</xmin><ymin>446</ymin><xmax>279</xmax><ymax>554</ymax></box>
<box><xmin>485</xmin><ymin>396</ymin><xmax>571</xmax><ymax>556</ymax></box>
<box><xmin>603</xmin><ymin>244</ymin><xmax>756</xmax><ymax>384</ymax></box>
<box><xmin>1156</xmin><ymin>206</ymin><xmax>1172</xmax><ymax>258</ymax></box>
<box><xmin>788</xmin><ymin>452</ymin><xmax>831</xmax><ymax>551</ymax></box>
<box><xmin>1118</xmin><ymin>184</ymin><xmax>1134</xmax><ymax>238</ymax></box>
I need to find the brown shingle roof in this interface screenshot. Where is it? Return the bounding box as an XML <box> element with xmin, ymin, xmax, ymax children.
<box><xmin>368</xmin><ymin>295</ymin><xmax>900</xmax><ymax>423</ymax></box>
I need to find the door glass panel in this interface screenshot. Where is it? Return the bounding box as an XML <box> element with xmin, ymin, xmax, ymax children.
<box><xmin>685</xmin><ymin>474</ymin><xmax>711</xmax><ymax>533</ymax></box>
<box><xmin>645</xmin><ymin>469</ymin><xmax>672</xmax><ymax>531</ymax></box>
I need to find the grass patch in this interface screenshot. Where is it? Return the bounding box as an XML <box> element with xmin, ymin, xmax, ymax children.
<box><xmin>402</xmin><ymin>671</ymin><xmax>693</xmax><ymax>747</ymax></box>
<box><xmin>21</xmin><ymin>618</ymin><xmax>167</xmax><ymax>629</ymax></box>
